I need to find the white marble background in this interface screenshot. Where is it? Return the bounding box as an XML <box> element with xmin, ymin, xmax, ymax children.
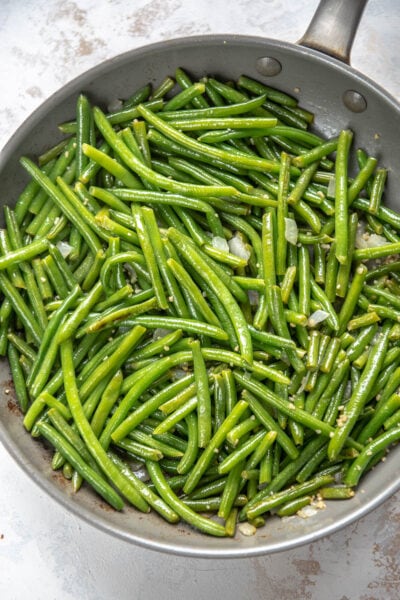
<box><xmin>1</xmin><ymin>1</ymin><xmax>400</xmax><ymax>599</ymax></box>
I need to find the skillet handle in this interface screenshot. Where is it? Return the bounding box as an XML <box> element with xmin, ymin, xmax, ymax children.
<box><xmin>298</xmin><ymin>0</ymin><xmax>368</xmax><ymax>64</ymax></box>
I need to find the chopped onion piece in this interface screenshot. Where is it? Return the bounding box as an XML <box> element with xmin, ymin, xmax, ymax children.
<box><xmin>228</xmin><ymin>235</ymin><xmax>251</xmax><ymax>260</ymax></box>
<box><xmin>211</xmin><ymin>235</ymin><xmax>229</xmax><ymax>252</ymax></box>
<box><xmin>296</xmin><ymin>377</ymin><xmax>309</xmax><ymax>395</ymax></box>
<box><xmin>284</xmin><ymin>217</ymin><xmax>298</xmax><ymax>245</ymax></box>
<box><xmin>248</xmin><ymin>290</ymin><xmax>260</xmax><ymax>306</ymax></box>
<box><xmin>327</xmin><ymin>175</ymin><xmax>336</xmax><ymax>198</ymax></box>
<box><xmin>56</xmin><ymin>240</ymin><xmax>73</xmax><ymax>258</ymax></box>
<box><xmin>171</xmin><ymin>368</ymin><xmax>188</xmax><ymax>380</ymax></box>
<box><xmin>308</xmin><ymin>309</ymin><xmax>329</xmax><ymax>327</ymax></box>
<box><xmin>297</xmin><ymin>505</ymin><xmax>318</xmax><ymax>519</ymax></box>
<box><xmin>355</xmin><ymin>222</ymin><xmax>388</xmax><ymax>249</ymax></box>
<box><xmin>124</xmin><ymin>263</ymin><xmax>137</xmax><ymax>283</ymax></box>
<box><xmin>238</xmin><ymin>522</ymin><xmax>257</xmax><ymax>536</ymax></box>
<box><xmin>153</xmin><ymin>328</ymin><xmax>172</xmax><ymax>340</ymax></box>
<box><xmin>356</xmin><ymin>233</ymin><xmax>389</xmax><ymax>249</ymax></box>
<box><xmin>107</xmin><ymin>98</ymin><xmax>123</xmax><ymax>113</ymax></box>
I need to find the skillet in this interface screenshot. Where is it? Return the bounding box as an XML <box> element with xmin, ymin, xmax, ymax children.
<box><xmin>1</xmin><ymin>0</ymin><xmax>400</xmax><ymax>557</ymax></box>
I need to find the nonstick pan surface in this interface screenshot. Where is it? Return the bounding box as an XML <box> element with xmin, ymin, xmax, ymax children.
<box><xmin>1</xmin><ymin>0</ymin><xmax>400</xmax><ymax>557</ymax></box>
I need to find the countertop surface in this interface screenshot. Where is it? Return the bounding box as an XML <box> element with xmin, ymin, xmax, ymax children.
<box><xmin>1</xmin><ymin>1</ymin><xmax>400</xmax><ymax>599</ymax></box>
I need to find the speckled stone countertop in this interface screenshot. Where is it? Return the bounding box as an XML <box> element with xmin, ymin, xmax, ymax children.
<box><xmin>1</xmin><ymin>1</ymin><xmax>400</xmax><ymax>599</ymax></box>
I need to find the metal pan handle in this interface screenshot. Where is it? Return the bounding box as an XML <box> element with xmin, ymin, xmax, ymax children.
<box><xmin>298</xmin><ymin>0</ymin><xmax>368</xmax><ymax>64</ymax></box>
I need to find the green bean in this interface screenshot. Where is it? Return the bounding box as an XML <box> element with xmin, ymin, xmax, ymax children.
<box><xmin>357</xmin><ymin>394</ymin><xmax>400</xmax><ymax>444</ymax></box>
<box><xmin>167</xmin><ymin>227</ymin><xmax>252</xmax><ymax>361</ymax></box>
<box><xmin>292</xmin><ymin>139</ymin><xmax>338</xmax><ymax>168</ymax></box>
<box><xmin>306</xmin><ymin>330</ymin><xmax>320</xmax><ymax>371</ymax></box>
<box><xmin>146</xmin><ymin>460</ymin><xmax>226</xmax><ymax>536</ymax></box>
<box><xmin>131</xmin><ymin>377</ymin><xmax>197</xmax><ymax>433</ymax></box>
<box><xmin>158</xmin><ymin>381</ymin><xmax>198</xmax><ymax>416</ymax></box>
<box><xmin>320</xmin><ymin>337</ymin><xmax>341</xmax><ymax>373</ymax></box>
<box><xmin>240</xmin><ymin>390</ymin><xmax>298</xmax><ymax>460</ymax></box>
<box><xmin>246</xmin><ymin>473</ymin><xmax>334</xmax><ymax>519</ymax></box>
<box><xmin>107</xmin><ymin>452</ymin><xmax>179</xmax><ymax>524</ymax></box>
<box><xmin>176</xmin><ymin>413</ymin><xmax>199</xmax><ymax>475</ymax></box>
<box><xmin>7</xmin><ymin>344</ymin><xmax>29</xmax><ymax>413</ymax></box>
<box><xmin>310</xmin><ymin>276</ymin><xmax>339</xmax><ymax>331</ymax></box>
<box><xmin>78</xmin><ymin>297</ymin><xmax>158</xmax><ymax>336</ymax></box>
<box><xmin>276</xmin><ymin>152</ymin><xmax>291</xmax><ymax>276</ymax></box>
<box><xmin>28</xmin><ymin>137</ymin><xmax>77</xmax><ymax>216</ymax></box>
<box><xmin>348</xmin><ymin>155</ymin><xmax>377</xmax><ymax>204</ymax></box>
<box><xmin>347</xmin><ymin>311</ymin><xmax>381</xmax><ymax>331</ymax></box>
<box><xmin>268</xmin><ymin>286</ymin><xmax>306</xmax><ymax>374</ymax></box>
<box><xmin>312</xmin><ymin>358</ymin><xmax>350</xmax><ymax>421</ymax></box>
<box><xmin>322</xmin><ymin>241</ymin><xmax>337</xmax><ymax>302</ymax></box>
<box><xmin>0</xmin><ymin>230</ymin><xmax>25</xmax><ymax>289</ymax></box>
<box><xmin>93</xmin><ymin>107</ymin><xmax>239</xmax><ymax>197</ymax></box>
<box><xmin>188</xmin><ymin>477</ymin><xmax>227</xmax><ymax>500</ymax></box>
<box><xmin>328</xmin><ymin>321</ymin><xmax>392</xmax><ymax>460</ymax></box>
<box><xmin>111</xmin><ymin>438</ymin><xmax>163</xmax><ymax>462</ymax></box>
<box><xmin>137</xmin><ymin>104</ymin><xmax>290</xmax><ymax>175</ymax></box>
<box><xmin>236</xmin><ymin>75</ymin><xmax>298</xmax><ymax>107</ymax></box>
<box><xmin>129</xmin><ymin>330</ymin><xmax>183</xmax><ymax>364</ymax></box>
<box><xmin>153</xmin><ymin>397</ymin><xmax>197</xmax><ymax>435</ymax></box>
<box><xmin>89</xmin><ymin>186</ymin><xmax>130</xmax><ymax>214</ymax></box>
<box><xmin>248</xmin><ymin>324</ymin><xmax>297</xmax><ymax>351</ymax></box>
<box><xmin>127</xmin><ymin>429</ymin><xmax>184</xmax><ymax>459</ymax></box>
<box><xmin>32</xmin><ymin>257</ymin><xmax>53</xmax><ymax>300</ymax></box>
<box><xmin>236</xmin><ymin>372</ymin><xmax>336</xmax><ymax>438</ymax></box>
<box><xmin>131</xmin><ymin>205</ymin><xmax>168</xmax><ymax>309</ymax></box>
<box><xmin>287</xmin><ymin>162</ymin><xmax>318</xmax><ymax>205</ymax></box>
<box><xmin>18</xmin><ymin>261</ymin><xmax>45</xmax><ymax>320</ymax></box>
<box><xmin>38</xmin><ymin>140</ymin><xmax>70</xmax><ymax>167</ymax></box>
<box><xmin>245</xmin><ymin>431</ymin><xmax>277</xmax><ymax>471</ymax></box>
<box><xmin>0</xmin><ymin>237</ymin><xmax>48</xmax><ymax>273</ymax></box>
<box><xmin>218</xmin><ymin>430</ymin><xmax>270</xmax><ymax>475</ymax></box>
<box><xmin>217</xmin><ymin>462</ymin><xmax>244</xmax><ymax>520</ymax></box>
<box><xmin>319</xmin><ymin>486</ymin><xmax>355</xmax><ymax>500</ymax></box>
<box><xmin>353</xmin><ymin>196</ymin><xmax>400</xmax><ymax>231</ymax></box>
<box><xmin>127</xmin><ymin>315</ymin><xmax>228</xmax><ymax>342</ymax></box>
<box><xmin>334</xmin><ymin>129</ymin><xmax>353</xmax><ymax>264</ymax></box>
<box><xmin>190</xmin><ymin>339</ymin><xmax>212</xmax><ymax>448</ymax></box>
<box><xmin>166</xmin><ymin>258</ymin><xmax>218</xmax><ymax>324</ymax></box>
<box><xmin>76</xmin><ymin>94</ymin><xmax>91</xmax><ymax>178</ymax></box>
<box><xmin>364</xmin><ymin>283</ymin><xmax>400</xmax><ymax>311</ymax></box>
<box><xmin>182</xmin><ymin>399</ymin><xmax>248</xmax><ymax>494</ymax></box>
<box><xmin>59</xmin><ymin>99</ymin><xmax>164</xmax><ymax>133</ymax></box>
<box><xmin>226</xmin><ymin>416</ymin><xmax>259</xmax><ymax>447</ymax></box>
<box><xmin>346</xmin><ymin>324</ymin><xmax>378</xmax><ymax>363</ymax></box>
<box><xmin>21</xmin><ymin>158</ymin><xmax>103</xmax><ymax>254</ymax></box>
<box><xmin>122</xmin><ymin>83</ymin><xmax>152</xmax><ymax>108</ymax></box>
<box><xmin>0</xmin><ymin>272</ymin><xmax>43</xmax><ymax>346</ymax></box>
<box><xmin>42</xmin><ymin>254</ymin><xmax>70</xmax><ymax>298</ymax></box>
<box><xmin>60</xmin><ymin>339</ymin><xmax>149</xmax><ymax>511</ymax></box>
<box><xmin>383</xmin><ymin>410</ymin><xmax>400</xmax><ymax>431</ymax></box>
<box><xmin>90</xmin><ymin>370</ymin><xmax>123</xmax><ymax>437</ymax></box>
<box><xmin>280</xmin><ymin>265</ymin><xmax>297</xmax><ymax>304</ymax></box>
<box><xmin>276</xmin><ymin>496</ymin><xmax>312</xmax><ymax>517</ymax></box>
<box><xmin>259</xmin><ymin>447</ymin><xmax>273</xmax><ymax>485</ymax></box>
<box><xmin>169</xmin><ymin>116</ymin><xmax>276</xmax><ymax>132</ymax></box>
<box><xmin>37</xmin><ymin>421</ymin><xmax>124</xmax><ymax>509</ymax></box>
<box><xmin>369</xmin><ymin>168</ymin><xmax>387</xmax><ymax>214</ymax></box>
<box><xmin>345</xmin><ymin>426</ymin><xmax>400</xmax><ymax>487</ymax></box>
<box><xmin>298</xmin><ymin>246</ymin><xmax>310</xmax><ymax>317</ymax></box>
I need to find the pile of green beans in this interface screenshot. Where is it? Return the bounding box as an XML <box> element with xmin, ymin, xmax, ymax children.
<box><xmin>2</xmin><ymin>67</ymin><xmax>400</xmax><ymax>537</ymax></box>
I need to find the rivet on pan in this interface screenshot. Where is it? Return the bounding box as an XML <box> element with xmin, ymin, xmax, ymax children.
<box><xmin>343</xmin><ymin>90</ymin><xmax>367</xmax><ymax>113</ymax></box>
<box><xmin>256</xmin><ymin>57</ymin><xmax>282</xmax><ymax>77</ymax></box>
